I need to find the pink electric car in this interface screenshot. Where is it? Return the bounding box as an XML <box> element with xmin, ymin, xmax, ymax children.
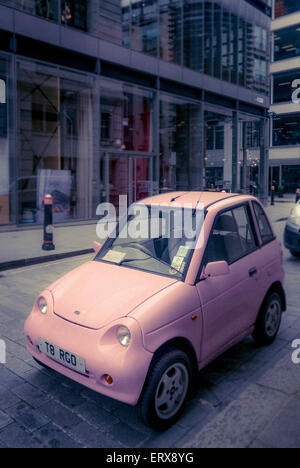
<box><xmin>24</xmin><ymin>192</ymin><xmax>285</xmax><ymax>429</ymax></box>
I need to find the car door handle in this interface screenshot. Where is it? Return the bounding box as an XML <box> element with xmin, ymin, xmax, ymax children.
<box><xmin>249</xmin><ymin>268</ymin><xmax>258</xmax><ymax>277</ymax></box>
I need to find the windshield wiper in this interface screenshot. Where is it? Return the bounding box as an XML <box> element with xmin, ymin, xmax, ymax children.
<box><xmin>118</xmin><ymin>243</ymin><xmax>183</xmax><ymax>276</ymax></box>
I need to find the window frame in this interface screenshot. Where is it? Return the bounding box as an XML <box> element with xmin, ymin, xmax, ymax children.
<box><xmin>251</xmin><ymin>201</ymin><xmax>276</xmax><ymax>247</ymax></box>
<box><xmin>196</xmin><ymin>201</ymin><xmax>259</xmax><ymax>283</ymax></box>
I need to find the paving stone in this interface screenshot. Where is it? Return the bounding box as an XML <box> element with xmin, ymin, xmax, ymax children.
<box><xmin>75</xmin><ymin>401</ymin><xmax>120</xmax><ymax>431</ymax></box>
<box><xmin>5</xmin><ymin>402</ymin><xmax>50</xmax><ymax>433</ymax></box>
<box><xmin>11</xmin><ymin>381</ymin><xmax>52</xmax><ymax>408</ymax></box>
<box><xmin>38</xmin><ymin>400</ymin><xmax>82</xmax><ymax>430</ymax></box>
<box><xmin>32</xmin><ymin>422</ymin><xmax>83</xmax><ymax>448</ymax></box>
<box><xmin>0</xmin><ymin>423</ymin><xmax>43</xmax><ymax>448</ymax></box>
<box><xmin>184</xmin><ymin>384</ymin><xmax>287</xmax><ymax>448</ymax></box>
<box><xmin>258</xmin><ymin>353</ymin><xmax>300</xmax><ymax>396</ymax></box>
<box><xmin>0</xmin><ymin>365</ymin><xmax>25</xmax><ymax>389</ymax></box>
<box><xmin>0</xmin><ymin>384</ymin><xmax>21</xmax><ymax>410</ymax></box>
<box><xmin>0</xmin><ymin>409</ymin><xmax>12</xmax><ymax>429</ymax></box>
<box><xmin>258</xmin><ymin>396</ymin><xmax>300</xmax><ymax>448</ymax></box>
<box><xmin>67</xmin><ymin>420</ymin><xmax>123</xmax><ymax>448</ymax></box>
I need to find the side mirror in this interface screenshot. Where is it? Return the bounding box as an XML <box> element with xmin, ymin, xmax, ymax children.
<box><xmin>203</xmin><ymin>261</ymin><xmax>230</xmax><ymax>279</ymax></box>
<box><xmin>93</xmin><ymin>241</ymin><xmax>102</xmax><ymax>255</ymax></box>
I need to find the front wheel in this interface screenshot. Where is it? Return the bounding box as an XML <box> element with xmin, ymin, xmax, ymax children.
<box><xmin>253</xmin><ymin>293</ymin><xmax>282</xmax><ymax>346</ymax></box>
<box><xmin>139</xmin><ymin>349</ymin><xmax>192</xmax><ymax>430</ymax></box>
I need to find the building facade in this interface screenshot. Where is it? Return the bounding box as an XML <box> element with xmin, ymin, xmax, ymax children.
<box><xmin>0</xmin><ymin>0</ymin><xmax>271</xmax><ymax>227</ymax></box>
<box><xmin>270</xmin><ymin>0</ymin><xmax>300</xmax><ymax>193</ymax></box>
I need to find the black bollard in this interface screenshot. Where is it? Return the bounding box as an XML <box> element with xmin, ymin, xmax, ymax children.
<box><xmin>271</xmin><ymin>186</ymin><xmax>275</xmax><ymax>206</ymax></box>
<box><xmin>42</xmin><ymin>194</ymin><xmax>55</xmax><ymax>251</ymax></box>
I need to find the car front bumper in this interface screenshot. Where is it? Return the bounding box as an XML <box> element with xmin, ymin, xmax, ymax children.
<box><xmin>24</xmin><ymin>309</ymin><xmax>153</xmax><ymax>406</ymax></box>
<box><xmin>284</xmin><ymin>223</ymin><xmax>300</xmax><ymax>253</ymax></box>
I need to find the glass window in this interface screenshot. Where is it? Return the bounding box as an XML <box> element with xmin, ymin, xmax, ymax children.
<box><xmin>238</xmin><ymin>19</ymin><xmax>246</xmax><ymax>87</ymax></box>
<box><xmin>204</xmin><ymin>210</ymin><xmax>243</xmax><ymax>265</ymax></box>
<box><xmin>222</xmin><ymin>10</ymin><xmax>230</xmax><ymax>82</ymax></box>
<box><xmin>183</xmin><ymin>0</ymin><xmax>204</xmax><ymax>73</ymax></box>
<box><xmin>275</xmin><ymin>0</ymin><xmax>300</xmax><ymax>18</ymax></box>
<box><xmin>273</xmin><ymin>114</ymin><xmax>300</xmax><ymax>146</ymax></box>
<box><xmin>273</xmin><ymin>69</ymin><xmax>300</xmax><ymax>104</ymax></box>
<box><xmin>204</xmin><ymin>205</ymin><xmax>256</xmax><ymax>266</ymax></box>
<box><xmin>61</xmin><ymin>0</ymin><xmax>87</xmax><ymax>31</ymax></box>
<box><xmin>204</xmin><ymin>2</ymin><xmax>213</xmax><ymax>76</ymax></box>
<box><xmin>14</xmin><ymin>0</ymin><xmax>59</xmax><ymax>22</ymax></box>
<box><xmin>100</xmin><ymin>79</ymin><xmax>153</xmax><ymax>153</ymax></box>
<box><xmin>0</xmin><ymin>55</ymin><xmax>11</xmax><ymax>225</ymax></box>
<box><xmin>253</xmin><ymin>202</ymin><xmax>274</xmax><ymax>244</ymax></box>
<box><xmin>213</xmin><ymin>3</ymin><xmax>222</xmax><ymax>79</ymax></box>
<box><xmin>274</xmin><ymin>25</ymin><xmax>300</xmax><ymax>61</ymax></box>
<box><xmin>159</xmin><ymin>0</ymin><xmax>182</xmax><ymax>65</ymax></box>
<box><xmin>232</xmin><ymin>205</ymin><xmax>257</xmax><ymax>253</ymax></box>
<box><xmin>160</xmin><ymin>95</ymin><xmax>202</xmax><ymax>192</ymax></box>
<box><xmin>96</xmin><ymin>205</ymin><xmax>204</xmax><ymax>280</ymax></box>
<box><xmin>130</xmin><ymin>0</ymin><xmax>159</xmax><ymax>56</ymax></box>
<box><xmin>17</xmin><ymin>60</ymin><xmax>94</xmax><ymax>225</ymax></box>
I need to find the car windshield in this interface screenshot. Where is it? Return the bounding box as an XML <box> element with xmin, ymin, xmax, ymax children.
<box><xmin>95</xmin><ymin>204</ymin><xmax>204</xmax><ymax>280</ymax></box>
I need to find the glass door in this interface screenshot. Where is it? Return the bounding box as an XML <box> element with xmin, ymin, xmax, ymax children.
<box><xmin>104</xmin><ymin>153</ymin><xmax>152</xmax><ymax>213</ymax></box>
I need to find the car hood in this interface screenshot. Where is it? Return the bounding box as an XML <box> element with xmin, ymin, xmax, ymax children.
<box><xmin>48</xmin><ymin>260</ymin><xmax>177</xmax><ymax>329</ymax></box>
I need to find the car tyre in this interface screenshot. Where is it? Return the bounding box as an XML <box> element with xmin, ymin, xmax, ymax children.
<box><xmin>139</xmin><ymin>348</ymin><xmax>192</xmax><ymax>430</ymax></box>
<box><xmin>253</xmin><ymin>292</ymin><xmax>282</xmax><ymax>346</ymax></box>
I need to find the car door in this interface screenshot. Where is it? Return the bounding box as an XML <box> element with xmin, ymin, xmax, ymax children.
<box><xmin>196</xmin><ymin>203</ymin><xmax>261</xmax><ymax>361</ymax></box>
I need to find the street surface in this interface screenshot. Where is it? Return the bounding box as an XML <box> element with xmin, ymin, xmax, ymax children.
<box><xmin>0</xmin><ymin>201</ymin><xmax>299</xmax><ymax>448</ymax></box>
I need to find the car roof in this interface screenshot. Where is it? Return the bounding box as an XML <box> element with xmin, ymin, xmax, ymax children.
<box><xmin>139</xmin><ymin>191</ymin><xmax>253</xmax><ymax>210</ymax></box>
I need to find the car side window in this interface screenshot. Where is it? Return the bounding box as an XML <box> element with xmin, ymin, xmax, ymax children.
<box><xmin>203</xmin><ymin>205</ymin><xmax>257</xmax><ymax>267</ymax></box>
<box><xmin>253</xmin><ymin>202</ymin><xmax>274</xmax><ymax>245</ymax></box>
<box><xmin>232</xmin><ymin>205</ymin><xmax>257</xmax><ymax>254</ymax></box>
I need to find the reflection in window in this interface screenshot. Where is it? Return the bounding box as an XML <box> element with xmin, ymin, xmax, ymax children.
<box><xmin>160</xmin><ymin>97</ymin><xmax>202</xmax><ymax>192</ymax></box>
<box><xmin>0</xmin><ymin>57</ymin><xmax>10</xmax><ymax>225</ymax></box>
<box><xmin>100</xmin><ymin>80</ymin><xmax>153</xmax><ymax>153</ymax></box>
<box><xmin>17</xmin><ymin>60</ymin><xmax>94</xmax><ymax>224</ymax></box>
<box><xmin>183</xmin><ymin>0</ymin><xmax>204</xmax><ymax>73</ymax></box>
<box><xmin>275</xmin><ymin>0</ymin><xmax>300</xmax><ymax>18</ymax></box>
<box><xmin>273</xmin><ymin>69</ymin><xmax>300</xmax><ymax>103</ymax></box>
<box><xmin>273</xmin><ymin>114</ymin><xmax>300</xmax><ymax>146</ymax></box>
<box><xmin>160</xmin><ymin>0</ymin><xmax>182</xmax><ymax>64</ymax></box>
<box><xmin>61</xmin><ymin>0</ymin><xmax>87</xmax><ymax>31</ymax></box>
<box><xmin>130</xmin><ymin>0</ymin><xmax>158</xmax><ymax>56</ymax></box>
<box><xmin>274</xmin><ymin>25</ymin><xmax>300</xmax><ymax>61</ymax></box>
<box><xmin>15</xmin><ymin>0</ymin><xmax>59</xmax><ymax>21</ymax></box>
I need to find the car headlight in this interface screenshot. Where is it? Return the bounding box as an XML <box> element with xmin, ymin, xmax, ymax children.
<box><xmin>117</xmin><ymin>326</ymin><xmax>131</xmax><ymax>347</ymax></box>
<box><xmin>289</xmin><ymin>206</ymin><xmax>300</xmax><ymax>226</ymax></box>
<box><xmin>38</xmin><ymin>296</ymin><xmax>48</xmax><ymax>315</ymax></box>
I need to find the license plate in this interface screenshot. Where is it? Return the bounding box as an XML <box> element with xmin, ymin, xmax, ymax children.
<box><xmin>38</xmin><ymin>338</ymin><xmax>86</xmax><ymax>375</ymax></box>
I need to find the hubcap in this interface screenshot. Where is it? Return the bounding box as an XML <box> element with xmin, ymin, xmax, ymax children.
<box><xmin>265</xmin><ymin>299</ymin><xmax>281</xmax><ymax>337</ymax></box>
<box><xmin>155</xmin><ymin>363</ymin><xmax>189</xmax><ymax>420</ymax></box>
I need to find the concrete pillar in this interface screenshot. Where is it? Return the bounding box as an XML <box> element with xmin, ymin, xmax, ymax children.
<box><xmin>223</xmin><ymin>120</ymin><xmax>233</xmax><ymax>191</ymax></box>
<box><xmin>259</xmin><ymin>117</ymin><xmax>269</xmax><ymax>204</ymax></box>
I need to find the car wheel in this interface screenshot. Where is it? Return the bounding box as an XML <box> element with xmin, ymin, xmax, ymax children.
<box><xmin>139</xmin><ymin>349</ymin><xmax>192</xmax><ymax>430</ymax></box>
<box><xmin>253</xmin><ymin>293</ymin><xmax>282</xmax><ymax>346</ymax></box>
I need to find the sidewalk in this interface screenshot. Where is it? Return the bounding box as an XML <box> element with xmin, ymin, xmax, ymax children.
<box><xmin>0</xmin><ymin>223</ymin><xmax>98</xmax><ymax>271</ymax></box>
<box><xmin>0</xmin><ymin>195</ymin><xmax>296</xmax><ymax>271</ymax></box>
<box><xmin>184</xmin><ymin>351</ymin><xmax>300</xmax><ymax>448</ymax></box>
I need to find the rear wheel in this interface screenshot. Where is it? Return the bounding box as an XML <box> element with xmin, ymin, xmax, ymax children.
<box><xmin>139</xmin><ymin>349</ymin><xmax>192</xmax><ymax>430</ymax></box>
<box><xmin>253</xmin><ymin>293</ymin><xmax>282</xmax><ymax>346</ymax></box>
